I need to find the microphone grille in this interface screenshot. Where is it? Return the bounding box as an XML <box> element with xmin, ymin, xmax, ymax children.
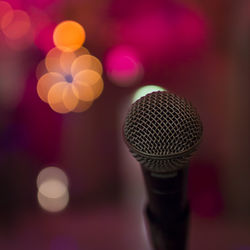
<box><xmin>123</xmin><ymin>91</ymin><xmax>203</xmax><ymax>172</ymax></box>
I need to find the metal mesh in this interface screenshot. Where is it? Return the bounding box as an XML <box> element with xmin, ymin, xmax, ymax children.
<box><xmin>123</xmin><ymin>91</ymin><xmax>203</xmax><ymax>172</ymax></box>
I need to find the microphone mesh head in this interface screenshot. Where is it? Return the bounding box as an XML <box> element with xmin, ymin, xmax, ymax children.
<box><xmin>123</xmin><ymin>91</ymin><xmax>203</xmax><ymax>172</ymax></box>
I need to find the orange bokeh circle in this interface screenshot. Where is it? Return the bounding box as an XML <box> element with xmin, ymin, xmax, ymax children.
<box><xmin>53</xmin><ymin>20</ymin><xmax>86</xmax><ymax>52</ymax></box>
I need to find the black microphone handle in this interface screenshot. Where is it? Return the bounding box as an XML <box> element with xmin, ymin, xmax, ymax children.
<box><xmin>142</xmin><ymin>167</ymin><xmax>190</xmax><ymax>250</ymax></box>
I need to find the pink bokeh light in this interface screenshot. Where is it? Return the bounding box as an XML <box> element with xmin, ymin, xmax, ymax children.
<box><xmin>105</xmin><ymin>45</ymin><xmax>143</xmax><ymax>87</ymax></box>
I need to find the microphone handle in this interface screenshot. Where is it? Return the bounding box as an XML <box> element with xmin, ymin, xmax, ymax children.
<box><xmin>142</xmin><ymin>167</ymin><xmax>190</xmax><ymax>250</ymax></box>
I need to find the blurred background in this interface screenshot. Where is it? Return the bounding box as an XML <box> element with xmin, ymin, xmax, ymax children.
<box><xmin>0</xmin><ymin>0</ymin><xmax>250</xmax><ymax>249</ymax></box>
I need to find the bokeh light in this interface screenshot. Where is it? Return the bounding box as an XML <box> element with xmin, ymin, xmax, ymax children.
<box><xmin>37</xmin><ymin>189</ymin><xmax>69</xmax><ymax>213</ymax></box>
<box><xmin>37</xmin><ymin>72</ymin><xmax>65</xmax><ymax>103</ymax></box>
<box><xmin>132</xmin><ymin>85</ymin><xmax>166</xmax><ymax>103</ymax></box>
<box><xmin>73</xmin><ymin>46</ymin><xmax>89</xmax><ymax>57</ymax></box>
<box><xmin>37</xmin><ymin>167</ymin><xmax>69</xmax><ymax>213</ymax></box>
<box><xmin>60</xmin><ymin>51</ymin><xmax>78</xmax><ymax>75</ymax></box>
<box><xmin>63</xmin><ymin>84</ymin><xmax>79</xmax><ymax>111</ymax></box>
<box><xmin>71</xmin><ymin>54</ymin><xmax>103</xmax><ymax>76</ymax></box>
<box><xmin>45</xmin><ymin>47</ymin><xmax>66</xmax><ymax>74</ymax></box>
<box><xmin>1</xmin><ymin>10</ymin><xmax>31</xmax><ymax>40</ymax></box>
<box><xmin>47</xmin><ymin>81</ymin><xmax>74</xmax><ymax>114</ymax></box>
<box><xmin>39</xmin><ymin>179</ymin><xmax>67</xmax><ymax>199</ymax></box>
<box><xmin>44</xmin><ymin>47</ymin><xmax>91</xmax><ymax>77</ymax></box>
<box><xmin>37</xmin><ymin>166</ymin><xmax>68</xmax><ymax>188</ymax></box>
<box><xmin>74</xmin><ymin>70</ymin><xmax>104</xmax><ymax>101</ymax></box>
<box><xmin>105</xmin><ymin>45</ymin><xmax>143</xmax><ymax>87</ymax></box>
<box><xmin>53</xmin><ymin>20</ymin><xmax>86</xmax><ymax>52</ymax></box>
<box><xmin>37</xmin><ymin>45</ymin><xmax>104</xmax><ymax>114</ymax></box>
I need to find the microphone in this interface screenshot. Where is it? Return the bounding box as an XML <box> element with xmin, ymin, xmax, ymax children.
<box><xmin>122</xmin><ymin>91</ymin><xmax>203</xmax><ymax>250</ymax></box>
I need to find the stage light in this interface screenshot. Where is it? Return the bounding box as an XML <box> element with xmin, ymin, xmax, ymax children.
<box><xmin>1</xmin><ymin>10</ymin><xmax>31</xmax><ymax>40</ymax></box>
<box><xmin>105</xmin><ymin>45</ymin><xmax>143</xmax><ymax>87</ymax></box>
<box><xmin>37</xmin><ymin>167</ymin><xmax>69</xmax><ymax>213</ymax></box>
<box><xmin>132</xmin><ymin>85</ymin><xmax>166</xmax><ymax>103</ymax></box>
<box><xmin>53</xmin><ymin>20</ymin><xmax>86</xmax><ymax>52</ymax></box>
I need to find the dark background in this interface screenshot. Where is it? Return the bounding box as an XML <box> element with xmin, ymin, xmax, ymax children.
<box><xmin>0</xmin><ymin>0</ymin><xmax>250</xmax><ymax>249</ymax></box>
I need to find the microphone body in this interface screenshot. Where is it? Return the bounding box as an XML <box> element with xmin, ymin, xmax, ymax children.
<box><xmin>123</xmin><ymin>91</ymin><xmax>202</xmax><ymax>250</ymax></box>
<box><xmin>143</xmin><ymin>168</ymin><xmax>189</xmax><ymax>250</ymax></box>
